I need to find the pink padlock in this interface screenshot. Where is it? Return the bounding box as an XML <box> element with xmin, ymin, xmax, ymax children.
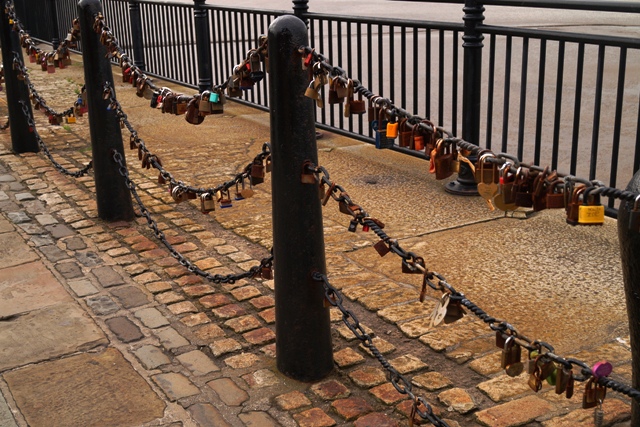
<box><xmin>592</xmin><ymin>360</ymin><xmax>613</xmax><ymax>378</ymax></box>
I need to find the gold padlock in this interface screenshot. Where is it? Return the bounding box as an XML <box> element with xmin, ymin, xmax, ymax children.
<box><xmin>578</xmin><ymin>186</ymin><xmax>605</xmax><ymax>226</ymax></box>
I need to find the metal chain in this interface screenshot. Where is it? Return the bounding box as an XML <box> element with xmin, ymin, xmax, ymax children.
<box><xmin>111</xmin><ymin>150</ymin><xmax>273</xmax><ymax>284</ymax></box>
<box><xmin>297</xmin><ymin>45</ymin><xmax>640</xmax><ymax>205</ymax></box>
<box><xmin>18</xmin><ymin>100</ymin><xmax>93</xmax><ymax>177</ymax></box>
<box><xmin>305</xmin><ymin>161</ymin><xmax>640</xmax><ymax>402</ymax></box>
<box><xmin>312</xmin><ymin>272</ymin><xmax>450</xmax><ymax>427</ymax></box>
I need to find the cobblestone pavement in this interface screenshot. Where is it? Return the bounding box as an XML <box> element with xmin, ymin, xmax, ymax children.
<box><xmin>0</xmin><ymin>53</ymin><xmax>635</xmax><ymax>427</ymax></box>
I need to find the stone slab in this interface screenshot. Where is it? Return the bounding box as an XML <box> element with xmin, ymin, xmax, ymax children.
<box><xmin>0</xmin><ymin>302</ymin><xmax>107</xmax><ymax>371</ymax></box>
<box><xmin>0</xmin><ymin>217</ymin><xmax>13</xmax><ymax>234</ymax></box>
<box><xmin>0</xmin><ymin>391</ymin><xmax>18</xmax><ymax>427</ymax></box>
<box><xmin>0</xmin><ymin>232</ymin><xmax>38</xmax><ymax>268</ymax></box>
<box><xmin>0</xmin><ymin>261</ymin><xmax>72</xmax><ymax>317</ymax></box>
<box><xmin>3</xmin><ymin>348</ymin><xmax>165</xmax><ymax>427</ymax></box>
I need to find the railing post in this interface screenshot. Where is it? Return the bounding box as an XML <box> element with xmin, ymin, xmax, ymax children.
<box><xmin>268</xmin><ymin>15</ymin><xmax>333</xmax><ymax>382</ymax></box>
<box><xmin>48</xmin><ymin>0</ymin><xmax>60</xmax><ymax>50</ymax></box>
<box><xmin>446</xmin><ymin>0</ymin><xmax>484</xmax><ymax>196</ymax></box>
<box><xmin>78</xmin><ymin>0</ymin><xmax>134</xmax><ymax>222</ymax></box>
<box><xmin>193</xmin><ymin>0</ymin><xmax>212</xmax><ymax>92</ymax></box>
<box><xmin>128</xmin><ymin>0</ymin><xmax>146</xmax><ymax>71</ymax></box>
<box><xmin>292</xmin><ymin>0</ymin><xmax>309</xmax><ymax>25</ymax></box>
<box><xmin>0</xmin><ymin>4</ymin><xmax>39</xmax><ymax>153</ymax></box>
<box><xmin>617</xmin><ymin>172</ymin><xmax>640</xmax><ymax>425</ymax></box>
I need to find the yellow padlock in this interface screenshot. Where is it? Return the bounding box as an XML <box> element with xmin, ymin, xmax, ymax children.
<box><xmin>578</xmin><ymin>186</ymin><xmax>605</xmax><ymax>226</ymax></box>
<box><xmin>65</xmin><ymin>114</ymin><xmax>76</xmax><ymax>124</ymax></box>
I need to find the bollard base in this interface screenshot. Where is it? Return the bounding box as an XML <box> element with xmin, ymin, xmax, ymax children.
<box><xmin>445</xmin><ymin>179</ymin><xmax>479</xmax><ymax>196</ymax></box>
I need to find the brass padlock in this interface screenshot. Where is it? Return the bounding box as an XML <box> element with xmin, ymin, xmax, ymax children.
<box><xmin>185</xmin><ymin>98</ymin><xmax>204</xmax><ymax>125</ymax></box>
<box><xmin>566</xmin><ymin>186</ymin><xmax>587</xmax><ymax>226</ymax></box>
<box><xmin>398</xmin><ymin>118</ymin><xmax>412</xmax><ymax>148</ymax></box>
<box><xmin>443</xmin><ymin>298</ymin><xmax>466</xmax><ymax>324</ymax></box>
<box><xmin>555</xmin><ymin>364</ymin><xmax>574</xmax><ymax>397</ymax></box>
<box><xmin>546</xmin><ymin>179</ymin><xmax>565</xmax><ymax>209</ymax></box>
<box><xmin>250</xmin><ymin>161</ymin><xmax>265</xmax><ymax>185</ymax></box>
<box><xmin>582</xmin><ymin>377</ymin><xmax>606</xmax><ymax>409</ymax></box>
<box><xmin>501</xmin><ymin>337</ymin><xmax>524</xmax><ymax>377</ymax></box>
<box><xmin>430</xmin><ymin>139</ymin><xmax>456</xmax><ymax>180</ymax></box>
<box><xmin>493</xmin><ymin>161</ymin><xmax>517</xmax><ymax>211</ymax></box>
<box><xmin>532</xmin><ymin>167</ymin><xmax>550</xmax><ymax>212</ymax></box>
<box><xmin>199</xmin><ymin>91</ymin><xmax>212</xmax><ymax>115</ymax></box>
<box><xmin>200</xmin><ymin>193</ymin><xmax>216</xmax><ymax>214</ymax></box>
<box><xmin>513</xmin><ymin>167</ymin><xmax>534</xmax><ymax>208</ymax></box>
<box><xmin>578</xmin><ymin>186</ymin><xmax>605</xmax><ymax>226</ymax></box>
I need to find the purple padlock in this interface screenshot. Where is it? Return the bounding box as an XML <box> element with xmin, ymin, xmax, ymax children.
<box><xmin>592</xmin><ymin>360</ymin><xmax>613</xmax><ymax>378</ymax></box>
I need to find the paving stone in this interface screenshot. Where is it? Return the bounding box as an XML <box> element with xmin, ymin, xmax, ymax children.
<box><xmin>388</xmin><ymin>354</ymin><xmax>428</xmax><ymax>374</ymax></box>
<box><xmin>419</xmin><ymin>321</ymin><xmax>485</xmax><ymax>352</ymax></box>
<box><xmin>311</xmin><ymin>380</ymin><xmax>350</xmax><ymax>400</ymax></box>
<box><xmin>477</xmin><ymin>372</ymin><xmax>532</xmax><ymax>402</ymax></box>
<box><xmin>67</xmin><ymin>279</ymin><xmax>99</xmax><ymax>297</ymax></box>
<box><xmin>249</xmin><ymin>295</ymin><xmax>275</xmax><ymax>309</ymax></box>
<box><xmin>46</xmin><ymin>223</ymin><xmax>75</xmax><ymax>238</ymax></box>
<box><xmin>7</xmin><ymin>211</ymin><xmax>30</xmax><ymax>224</ymax></box>
<box><xmin>359</xmin><ymin>288</ymin><xmax>416</xmax><ymax>311</ymax></box>
<box><xmin>145</xmin><ymin>281</ymin><xmax>173</xmax><ymax>294</ymax></box>
<box><xmin>15</xmin><ymin>192</ymin><xmax>35</xmax><ymax>201</ymax></box>
<box><xmin>18</xmin><ymin>222</ymin><xmax>45</xmax><ymax>234</ymax></box>
<box><xmin>337</xmin><ymin>323</ymin><xmax>374</xmax><ymax>341</ymax></box>
<box><xmin>156</xmin><ymin>327</ymin><xmax>190</xmax><ymax>350</ymax></box>
<box><xmin>243</xmin><ymin>327</ymin><xmax>276</xmax><ymax>345</ymax></box>
<box><xmin>76</xmin><ymin>250</ymin><xmax>103</xmax><ymax>267</ymax></box>
<box><xmin>200</xmin><ymin>293</ymin><xmax>231</xmax><ymax>308</ymax></box>
<box><xmin>353</xmin><ymin>412</ymin><xmax>399</xmax><ymax>427</ymax></box>
<box><xmin>168</xmin><ymin>301</ymin><xmax>199</xmax><ymax>315</ymax></box>
<box><xmin>188</xmin><ymin>403</ymin><xmax>232</xmax><ymax>427</ymax></box>
<box><xmin>215</xmin><ymin>245</ymin><xmax>238</xmax><ymax>255</ymax></box>
<box><xmin>331</xmin><ymin>397</ymin><xmax>374</xmax><ymax>421</ymax></box>
<box><xmin>0</xmin><ymin>232</ymin><xmax>39</xmax><ymax>268</ymax></box>
<box><xmin>133</xmin><ymin>271</ymin><xmax>162</xmax><ymax>285</ymax></box>
<box><xmin>369</xmin><ymin>383</ymin><xmax>405</xmax><ymax>405</ymax></box>
<box><xmin>135</xmin><ymin>307</ymin><xmax>170</xmax><ymax>328</ymax></box>
<box><xmin>398</xmin><ymin>317</ymin><xmax>435</xmax><ymax>338</ymax></box>
<box><xmin>64</xmin><ymin>236</ymin><xmax>87</xmax><ymax>250</ymax></box>
<box><xmin>177</xmin><ymin>350</ymin><xmax>220</xmax><ymax>376</ymax></box>
<box><xmin>156</xmin><ymin>291</ymin><xmax>185</xmax><ymax>305</ymax></box>
<box><xmin>241</xmin><ymin>369</ymin><xmax>280</xmax><ymax>388</ymax></box>
<box><xmin>238</xmin><ymin>411</ymin><xmax>278</xmax><ymax>426</ymax></box>
<box><xmin>224</xmin><ymin>353</ymin><xmax>260</xmax><ymax>369</ymax></box>
<box><xmin>225</xmin><ymin>315</ymin><xmax>262</xmax><ymax>333</ymax></box>
<box><xmin>175</xmin><ymin>275</ymin><xmax>204</xmax><ymax>287</ymax></box>
<box><xmin>183</xmin><ymin>284</ymin><xmax>215</xmax><ymax>297</ymax></box>
<box><xmin>0</xmin><ymin>217</ymin><xmax>13</xmax><ymax>233</ymax></box>
<box><xmin>207</xmin><ymin>378</ymin><xmax>249</xmax><ymax>406</ymax></box>
<box><xmin>541</xmin><ymin>398</ymin><xmax>630</xmax><ymax>427</ymax></box>
<box><xmin>0</xmin><ymin>390</ymin><xmax>18</xmax><ymax>427</ymax></box>
<box><xmin>348</xmin><ymin>366</ymin><xmax>387</xmax><ymax>388</ymax></box>
<box><xmin>92</xmin><ymin>265</ymin><xmax>125</xmax><ymax>287</ymax></box>
<box><xmin>570</xmin><ymin>342</ymin><xmax>632</xmax><ymax>366</ymax></box>
<box><xmin>438</xmin><ymin>387</ymin><xmax>476</xmax><ymax>414</ymax></box>
<box><xmin>261</xmin><ymin>343</ymin><xmax>276</xmax><ymax>358</ymax></box>
<box><xmin>210</xmin><ymin>338</ymin><xmax>242</xmax><ymax>357</ymax></box>
<box><xmin>446</xmin><ymin>337</ymin><xmax>496</xmax><ymax>365</ymax></box>
<box><xmin>35</xmin><ymin>213</ymin><xmax>58</xmax><ymax>226</ymax></box>
<box><xmin>105</xmin><ymin>316</ymin><xmax>144</xmax><ymax>343</ymax></box>
<box><xmin>293</xmin><ymin>408</ymin><xmax>337</xmax><ymax>427</ymax></box>
<box><xmin>110</xmin><ymin>285</ymin><xmax>150</xmax><ymax>308</ymax></box>
<box><xmin>0</xmin><ymin>190</ymin><xmax>7</xmax><ymax>201</ymax></box>
<box><xmin>227</xmin><ymin>251</ymin><xmax>251</xmax><ymax>262</ymax></box>
<box><xmin>231</xmin><ymin>285</ymin><xmax>262</xmax><ymax>301</ymax></box>
<box><xmin>152</xmin><ymin>372</ymin><xmax>200</xmax><ymax>401</ymax></box>
<box><xmin>395</xmin><ymin>399</ymin><xmax>445</xmax><ymax>421</ymax></box>
<box><xmin>411</xmin><ymin>371</ymin><xmax>453</xmax><ymax>391</ymax></box>
<box><xmin>30</xmin><ymin>234</ymin><xmax>55</xmax><ymax>247</ymax></box>
<box><xmin>258</xmin><ymin>307</ymin><xmax>276</xmax><ymax>324</ymax></box>
<box><xmin>475</xmin><ymin>395</ymin><xmax>554</xmax><ymax>427</ymax></box>
<box><xmin>194</xmin><ymin>323</ymin><xmax>226</xmax><ymax>341</ymax></box>
<box><xmin>180</xmin><ymin>312</ymin><xmax>211</xmax><ymax>327</ymax></box>
<box><xmin>4</xmin><ymin>348</ymin><xmax>164</xmax><ymax>427</ymax></box>
<box><xmin>134</xmin><ymin>345</ymin><xmax>171</xmax><ymax>370</ymax></box>
<box><xmin>334</xmin><ymin>347</ymin><xmax>365</xmax><ymax>368</ymax></box>
<box><xmin>194</xmin><ymin>256</ymin><xmax>222</xmax><ymax>270</ymax></box>
<box><xmin>39</xmin><ymin>244</ymin><xmax>69</xmax><ymax>262</ymax></box>
<box><xmin>0</xmin><ymin>174</ymin><xmax>16</xmax><ymax>182</ymax></box>
<box><xmin>469</xmin><ymin>352</ymin><xmax>503</xmax><ymax>376</ymax></box>
<box><xmin>275</xmin><ymin>391</ymin><xmax>312</xmax><ymax>411</ymax></box>
<box><xmin>85</xmin><ymin>294</ymin><xmax>120</xmax><ymax>315</ymax></box>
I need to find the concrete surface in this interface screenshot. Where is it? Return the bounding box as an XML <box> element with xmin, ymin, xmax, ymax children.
<box><xmin>0</xmin><ymin>45</ymin><xmax>635</xmax><ymax>427</ymax></box>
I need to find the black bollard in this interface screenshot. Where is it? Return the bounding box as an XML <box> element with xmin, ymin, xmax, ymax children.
<box><xmin>446</xmin><ymin>0</ymin><xmax>484</xmax><ymax>196</ymax></box>
<box><xmin>78</xmin><ymin>0</ymin><xmax>134</xmax><ymax>222</ymax></box>
<box><xmin>0</xmin><ymin>5</ymin><xmax>39</xmax><ymax>153</ymax></box>
<box><xmin>617</xmin><ymin>172</ymin><xmax>640</xmax><ymax>424</ymax></box>
<box><xmin>269</xmin><ymin>15</ymin><xmax>333</xmax><ymax>382</ymax></box>
<box><xmin>48</xmin><ymin>0</ymin><xmax>60</xmax><ymax>50</ymax></box>
<box><xmin>292</xmin><ymin>0</ymin><xmax>309</xmax><ymax>25</ymax></box>
<box><xmin>128</xmin><ymin>0</ymin><xmax>146</xmax><ymax>71</ymax></box>
<box><xmin>193</xmin><ymin>0</ymin><xmax>212</xmax><ymax>92</ymax></box>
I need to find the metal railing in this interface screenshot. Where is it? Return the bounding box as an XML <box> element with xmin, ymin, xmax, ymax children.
<box><xmin>17</xmin><ymin>0</ymin><xmax>640</xmax><ymax>212</ymax></box>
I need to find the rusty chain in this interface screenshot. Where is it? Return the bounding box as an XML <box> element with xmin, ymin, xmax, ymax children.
<box><xmin>112</xmin><ymin>149</ymin><xmax>274</xmax><ymax>284</ymax></box>
<box><xmin>18</xmin><ymin>100</ymin><xmax>92</xmax><ymax>177</ymax></box>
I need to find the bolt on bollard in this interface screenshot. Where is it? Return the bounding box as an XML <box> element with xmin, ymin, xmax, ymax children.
<box><xmin>0</xmin><ymin>5</ymin><xmax>39</xmax><ymax>153</ymax></box>
<box><xmin>617</xmin><ymin>171</ymin><xmax>640</xmax><ymax>425</ymax></box>
<box><xmin>78</xmin><ymin>0</ymin><xmax>134</xmax><ymax>222</ymax></box>
<box><xmin>268</xmin><ymin>14</ymin><xmax>333</xmax><ymax>382</ymax></box>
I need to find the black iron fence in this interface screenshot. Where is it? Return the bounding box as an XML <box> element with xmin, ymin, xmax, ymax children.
<box><xmin>18</xmin><ymin>0</ymin><xmax>640</xmax><ymax>211</ymax></box>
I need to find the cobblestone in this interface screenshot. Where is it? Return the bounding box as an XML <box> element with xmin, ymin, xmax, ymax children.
<box><xmin>176</xmin><ymin>350</ymin><xmax>220</xmax><ymax>376</ymax></box>
<box><xmin>105</xmin><ymin>316</ymin><xmax>144</xmax><ymax>343</ymax></box>
<box><xmin>156</xmin><ymin>327</ymin><xmax>190</xmax><ymax>350</ymax></box>
<box><xmin>207</xmin><ymin>378</ymin><xmax>249</xmax><ymax>406</ymax></box>
<box><xmin>152</xmin><ymin>373</ymin><xmax>200</xmax><ymax>401</ymax></box>
<box><xmin>134</xmin><ymin>307</ymin><xmax>170</xmax><ymax>329</ymax></box>
<box><xmin>134</xmin><ymin>345</ymin><xmax>171</xmax><ymax>370</ymax></box>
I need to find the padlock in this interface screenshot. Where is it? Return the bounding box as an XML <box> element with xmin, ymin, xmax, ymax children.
<box><xmin>512</xmin><ymin>168</ymin><xmax>534</xmax><ymax>208</ymax></box>
<box><xmin>175</xmin><ymin>100</ymin><xmax>188</xmax><ymax>115</ymax></box>
<box><xmin>199</xmin><ymin>91</ymin><xmax>211</xmax><ymax>115</ymax></box>
<box><xmin>443</xmin><ymin>298</ymin><xmax>466</xmax><ymax>324</ymax></box>
<box><xmin>47</xmin><ymin>57</ymin><xmax>55</xmax><ymax>73</ymax></box>
<box><xmin>65</xmin><ymin>114</ymin><xmax>76</xmax><ymax>124</ymax></box>
<box><xmin>531</xmin><ymin>167</ymin><xmax>550</xmax><ymax>212</ymax></box>
<box><xmin>328</xmin><ymin>77</ymin><xmax>343</xmax><ymax>105</ymax></box>
<box><xmin>260</xmin><ymin>265</ymin><xmax>274</xmax><ymax>280</ymax></box>
<box><xmin>248</xmin><ymin>50</ymin><xmax>264</xmax><ymax>82</ymax></box>
<box><xmin>368</xmin><ymin>96</ymin><xmax>380</xmax><ymax>123</ymax></box>
<box><xmin>373</xmin><ymin>239</ymin><xmax>390</xmax><ymax>257</ymax></box>
<box><xmin>372</xmin><ymin>104</ymin><xmax>394</xmax><ymax>149</ymax></box>
<box><xmin>346</xmin><ymin>80</ymin><xmax>366</xmax><ymax>116</ymax></box>
<box><xmin>592</xmin><ymin>360</ymin><xmax>613</xmax><ymax>378</ymax></box>
<box><xmin>219</xmin><ymin>190</ymin><xmax>233</xmax><ymax>208</ymax></box>
<box><xmin>300</xmin><ymin>162</ymin><xmax>318</xmax><ymax>184</ymax></box>
<box><xmin>555</xmin><ymin>364</ymin><xmax>574</xmax><ymax>397</ymax></box>
<box><xmin>236</xmin><ymin>180</ymin><xmax>254</xmax><ymax>200</ymax></box>
<box><xmin>250</xmin><ymin>160</ymin><xmax>265</xmax><ymax>185</ymax></box>
<box><xmin>493</xmin><ymin>161</ymin><xmax>517</xmax><ymax>211</ymax></box>
<box><xmin>476</xmin><ymin>154</ymin><xmax>499</xmax><ymax>211</ymax></box>
<box><xmin>185</xmin><ymin>98</ymin><xmax>204</xmax><ymax>125</ymax></box>
<box><xmin>546</xmin><ymin>179</ymin><xmax>565</xmax><ymax>209</ymax></box>
<box><xmin>430</xmin><ymin>139</ymin><xmax>456</xmax><ymax>180</ymax></box>
<box><xmin>582</xmin><ymin>377</ymin><xmax>606</xmax><ymax>409</ymax></box>
<box><xmin>200</xmin><ymin>193</ymin><xmax>216</xmax><ymax>214</ymax></box>
<box><xmin>578</xmin><ymin>186</ymin><xmax>605</xmax><ymax>226</ymax></box>
<box><xmin>628</xmin><ymin>194</ymin><xmax>640</xmax><ymax>232</ymax></box>
<box><xmin>386</xmin><ymin>113</ymin><xmax>399</xmax><ymax>139</ymax></box>
<box><xmin>397</xmin><ymin>118</ymin><xmax>412</xmax><ymax>148</ymax></box>
<box><xmin>527</xmin><ymin>350</ymin><xmax>539</xmax><ymax>375</ymax></box>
